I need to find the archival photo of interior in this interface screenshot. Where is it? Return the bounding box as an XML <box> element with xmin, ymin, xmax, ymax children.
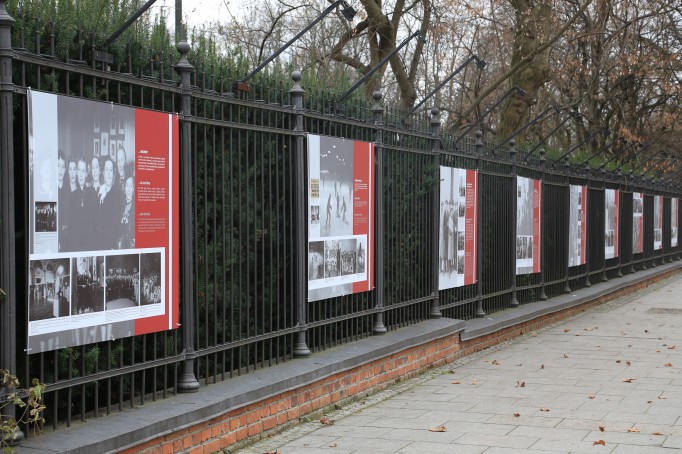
<box><xmin>28</xmin><ymin>258</ymin><xmax>71</xmax><ymax>321</ymax></box>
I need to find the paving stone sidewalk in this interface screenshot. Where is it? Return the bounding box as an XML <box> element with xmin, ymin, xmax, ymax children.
<box><xmin>237</xmin><ymin>273</ymin><xmax>682</xmax><ymax>454</ymax></box>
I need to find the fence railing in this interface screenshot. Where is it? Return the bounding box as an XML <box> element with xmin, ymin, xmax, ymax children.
<box><xmin>0</xmin><ymin>1</ymin><xmax>680</xmax><ymax>437</ymax></box>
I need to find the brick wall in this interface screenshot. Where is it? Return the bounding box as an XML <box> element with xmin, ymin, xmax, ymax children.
<box><xmin>120</xmin><ymin>268</ymin><xmax>677</xmax><ymax>454</ymax></box>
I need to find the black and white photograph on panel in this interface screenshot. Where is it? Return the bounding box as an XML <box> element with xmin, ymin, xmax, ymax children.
<box><xmin>105</xmin><ymin>254</ymin><xmax>140</xmax><ymax>309</ymax></box>
<box><xmin>28</xmin><ymin>258</ymin><xmax>71</xmax><ymax>321</ymax></box>
<box><xmin>356</xmin><ymin>237</ymin><xmax>366</xmax><ymax>274</ymax></box>
<box><xmin>35</xmin><ymin>202</ymin><xmax>57</xmax><ymax>233</ymax></box>
<box><xmin>310</xmin><ymin>205</ymin><xmax>320</xmax><ymax>225</ymax></box>
<box><xmin>71</xmin><ymin>256</ymin><xmax>105</xmax><ymax>315</ymax></box>
<box><xmin>308</xmin><ymin>241</ymin><xmax>325</xmax><ymax>281</ymax></box>
<box><xmin>57</xmin><ymin>95</ymin><xmax>136</xmax><ymax>253</ymax></box>
<box><xmin>318</xmin><ymin>138</ymin><xmax>354</xmax><ymax>237</ymax></box>
<box><xmin>324</xmin><ymin>240</ymin><xmax>341</xmax><ymax>278</ymax></box>
<box><xmin>140</xmin><ymin>253</ymin><xmax>162</xmax><ymax>306</ymax></box>
<box><xmin>338</xmin><ymin>238</ymin><xmax>358</xmax><ymax>276</ymax></box>
<box><xmin>654</xmin><ymin>195</ymin><xmax>663</xmax><ymax>250</ymax></box>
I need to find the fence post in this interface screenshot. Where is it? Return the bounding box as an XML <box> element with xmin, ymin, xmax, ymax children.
<box><xmin>559</xmin><ymin>149</ymin><xmax>571</xmax><ymax>294</ymax></box>
<box><xmin>372</xmin><ymin>91</ymin><xmax>387</xmax><ymax>334</ymax></box>
<box><xmin>175</xmin><ymin>40</ymin><xmax>200</xmax><ymax>392</ymax></box>
<box><xmin>539</xmin><ymin>149</ymin><xmax>548</xmax><ymax>301</ymax></box>
<box><xmin>584</xmin><ymin>170</ymin><xmax>592</xmax><ymax>287</ymax></box>
<box><xmin>509</xmin><ymin>140</ymin><xmax>519</xmax><ymax>308</ymax></box>
<box><xmin>0</xmin><ymin>1</ymin><xmax>22</xmax><ymax>443</ymax></box>
<box><xmin>430</xmin><ymin>107</ymin><xmax>442</xmax><ymax>319</ymax></box>
<box><xmin>290</xmin><ymin>67</ymin><xmax>311</xmax><ymax>357</ymax></box>
<box><xmin>616</xmin><ymin>178</ymin><xmax>624</xmax><ymax>276</ymax></box>
<box><xmin>475</xmin><ymin>130</ymin><xmax>485</xmax><ymax>317</ymax></box>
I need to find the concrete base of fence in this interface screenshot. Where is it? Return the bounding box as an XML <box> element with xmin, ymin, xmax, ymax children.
<box><xmin>17</xmin><ymin>262</ymin><xmax>681</xmax><ymax>454</ymax></box>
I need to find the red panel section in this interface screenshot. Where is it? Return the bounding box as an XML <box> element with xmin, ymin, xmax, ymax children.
<box><xmin>464</xmin><ymin>170</ymin><xmax>477</xmax><ymax>285</ymax></box>
<box><xmin>533</xmin><ymin>180</ymin><xmax>542</xmax><ymax>273</ymax></box>
<box><xmin>352</xmin><ymin>141</ymin><xmax>374</xmax><ymax>294</ymax></box>
<box><xmin>133</xmin><ymin>110</ymin><xmax>179</xmax><ymax>335</ymax></box>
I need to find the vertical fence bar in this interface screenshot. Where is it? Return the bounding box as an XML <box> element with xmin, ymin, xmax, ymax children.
<box><xmin>601</xmin><ymin>170</ymin><xmax>609</xmax><ymax>282</ymax></box>
<box><xmin>372</xmin><ymin>92</ymin><xmax>387</xmax><ymax>334</ymax></box>
<box><xmin>176</xmin><ymin>40</ymin><xmax>200</xmax><ymax>392</ymax></box>
<box><xmin>290</xmin><ymin>68</ymin><xmax>311</xmax><ymax>357</ymax></box>
<box><xmin>0</xmin><ymin>0</ymin><xmax>20</xmax><ymax>441</ymax></box>
<box><xmin>584</xmin><ymin>174</ymin><xmax>592</xmax><ymax>287</ymax></box>
<box><xmin>509</xmin><ymin>140</ymin><xmax>519</xmax><ymax>307</ymax></box>
<box><xmin>430</xmin><ymin>108</ymin><xmax>442</xmax><ymax>319</ymax></box>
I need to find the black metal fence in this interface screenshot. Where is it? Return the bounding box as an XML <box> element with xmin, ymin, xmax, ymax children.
<box><xmin>1</xmin><ymin>2</ymin><xmax>681</xmax><ymax>437</ymax></box>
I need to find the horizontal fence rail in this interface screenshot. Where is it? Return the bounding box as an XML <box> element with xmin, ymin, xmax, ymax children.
<box><xmin>0</xmin><ymin>3</ymin><xmax>680</xmax><ymax>440</ymax></box>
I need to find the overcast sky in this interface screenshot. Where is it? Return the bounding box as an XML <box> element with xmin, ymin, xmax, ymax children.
<box><xmin>153</xmin><ymin>0</ymin><xmax>232</xmax><ymax>30</ymax></box>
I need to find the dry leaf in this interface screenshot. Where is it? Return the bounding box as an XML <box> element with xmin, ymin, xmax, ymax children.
<box><xmin>513</xmin><ymin>412</ymin><xmax>521</xmax><ymax>417</ymax></box>
<box><xmin>451</xmin><ymin>381</ymin><xmax>461</xmax><ymax>384</ymax></box>
<box><xmin>628</xmin><ymin>428</ymin><xmax>640</xmax><ymax>433</ymax></box>
<box><xmin>564</xmin><ymin>329</ymin><xmax>570</xmax><ymax>333</ymax></box>
<box><xmin>588</xmin><ymin>394</ymin><xmax>596</xmax><ymax>399</ymax></box>
<box><xmin>664</xmin><ymin>363</ymin><xmax>673</xmax><ymax>367</ymax></box>
<box><xmin>329</xmin><ymin>443</ymin><xmax>338</xmax><ymax>448</ymax></box>
<box><xmin>540</xmin><ymin>364</ymin><xmax>545</xmax><ymax>369</ymax></box>
<box><xmin>626</xmin><ymin>361</ymin><xmax>632</xmax><ymax>366</ymax></box>
<box><xmin>647</xmin><ymin>401</ymin><xmax>653</xmax><ymax>404</ymax></box>
<box><xmin>516</xmin><ymin>381</ymin><xmax>526</xmax><ymax>388</ymax></box>
<box><xmin>429</xmin><ymin>425</ymin><xmax>447</xmax><ymax>432</ymax></box>
<box><xmin>593</xmin><ymin>440</ymin><xmax>606</xmax><ymax>446</ymax></box>
<box><xmin>653</xmin><ymin>432</ymin><xmax>664</xmax><ymax>436</ymax></box>
<box><xmin>658</xmin><ymin>396</ymin><xmax>667</xmax><ymax>400</ymax></box>
<box><xmin>564</xmin><ymin>354</ymin><xmax>569</xmax><ymax>358</ymax></box>
<box><xmin>472</xmin><ymin>379</ymin><xmax>478</xmax><ymax>385</ymax></box>
<box><xmin>320</xmin><ymin>417</ymin><xmax>334</xmax><ymax>426</ymax></box>
<box><xmin>599</xmin><ymin>425</ymin><xmax>605</xmax><ymax>432</ymax></box>
<box><xmin>264</xmin><ymin>450</ymin><xmax>282</xmax><ymax>454</ymax></box>
<box><xmin>622</xmin><ymin>378</ymin><xmax>637</xmax><ymax>383</ymax></box>
<box><xmin>492</xmin><ymin>359</ymin><xmax>500</xmax><ymax>365</ymax></box>
<box><xmin>616</xmin><ymin>360</ymin><xmax>621</xmax><ymax>364</ymax></box>
<box><xmin>667</xmin><ymin>345</ymin><xmax>676</xmax><ymax>350</ymax></box>
<box><xmin>540</xmin><ymin>408</ymin><xmax>550</xmax><ymax>412</ymax></box>
<box><xmin>656</xmin><ymin>350</ymin><xmax>661</xmax><ymax>353</ymax></box>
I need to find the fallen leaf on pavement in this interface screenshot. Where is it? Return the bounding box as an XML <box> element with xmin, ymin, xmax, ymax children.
<box><xmin>264</xmin><ymin>450</ymin><xmax>281</xmax><ymax>454</ymax></box>
<box><xmin>564</xmin><ymin>329</ymin><xmax>570</xmax><ymax>333</ymax></box>
<box><xmin>329</xmin><ymin>443</ymin><xmax>338</xmax><ymax>448</ymax></box>
<box><xmin>540</xmin><ymin>364</ymin><xmax>545</xmax><ymax>369</ymax></box>
<box><xmin>472</xmin><ymin>379</ymin><xmax>478</xmax><ymax>385</ymax></box>
<box><xmin>628</xmin><ymin>428</ymin><xmax>640</xmax><ymax>433</ymax></box>
<box><xmin>658</xmin><ymin>396</ymin><xmax>667</xmax><ymax>400</ymax></box>
<box><xmin>626</xmin><ymin>361</ymin><xmax>632</xmax><ymax>366</ymax></box>
<box><xmin>540</xmin><ymin>408</ymin><xmax>550</xmax><ymax>412</ymax></box>
<box><xmin>599</xmin><ymin>425</ymin><xmax>605</xmax><ymax>432</ymax></box>
<box><xmin>516</xmin><ymin>381</ymin><xmax>526</xmax><ymax>388</ymax></box>
<box><xmin>588</xmin><ymin>394</ymin><xmax>596</xmax><ymax>399</ymax></box>
<box><xmin>429</xmin><ymin>425</ymin><xmax>447</xmax><ymax>432</ymax></box>
<box><xmin>616</xmin><ymin>360</ymin><xmax>621</xmax><ymax>363</ymax></box>
<box><xmin>667</xmin><ymin>345</ymin><xmax>676</xmax><ymax>350</ymax></box>
<box><xmin>492</xmin><ymin>359</ymin><xmax>500</xmax><ymax>365</ymax></box>
<box><xmin>593</xmin><ymin>440</ymin><xmax>606</xmax><ymax>446</ymax></box>
<box><xmin>513</xmin><ymin>412</ymin><xmax>521</xmax><ymax>417</ymax></box>
<box><xmin>664</xmin><ymin>363</ymin><xmax>673</xmax><ymax>367</ymax></box>
<box><xmin>622</xmin><ymin>378</ymin><xmax>637</xmax><ymax>383</ymax></box>
<box><xmin>653</xmin><ymin>432</ymin><xmax>664</xmax><ymax>436</ymax></box>
<box><xmin>320</xmin><ymin>417</ymin><xmax>334</xmax><ymax>426</ymax></box>
<box><xmin>451</xmin><ymin>381</ymin><xmax>461</xmax><ymax>384</ymax></box>
<box><xmin>564</xmin><ymin>354</ymin><xmax>569</xmax><ymax>358</ymax></box>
